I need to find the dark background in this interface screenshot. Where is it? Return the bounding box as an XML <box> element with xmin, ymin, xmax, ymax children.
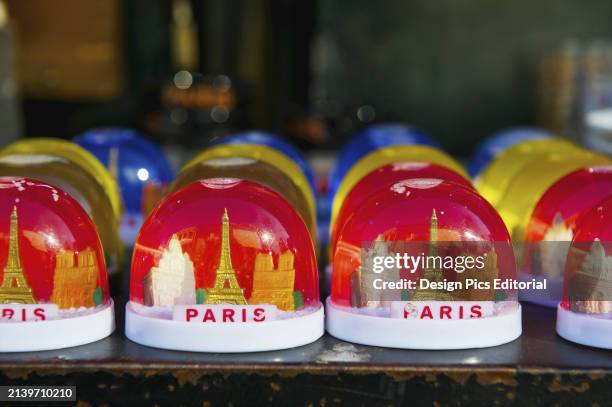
<box><xmin>5</xmin><ymin>0</ymin><xmax>612</xmax><ymax>155</ymax></box>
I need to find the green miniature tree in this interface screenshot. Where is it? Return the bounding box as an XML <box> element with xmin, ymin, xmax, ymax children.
<box><xmin>93</xmin><ymin>287</ymin><xmax>103</xmax><ymax>306</ymax></box>
<box><xmin>196</xmin><ymin>288</ymin><xmax>208</xmax><ymax>304</ymax></box>
<box><xmin>495</xmin><ymin>290</ymin><xmax>507</xmax><ymax>301</ymax></box>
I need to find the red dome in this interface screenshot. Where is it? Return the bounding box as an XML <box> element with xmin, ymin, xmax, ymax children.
<box><xmin>331</xmin><ymin>178</ymin><xmax>515</xmax><ymax>308</ymax></box>
<box><xmin>330</xmin><ymin>162</ymin><xmax>473</xmax><ymax>254</ymax></box>
<box><xmin>130</xmin><ymin>178</ymin><xmax>319</xmax><ymax>311</ymax></box>
<box><xmin>523</xmin><ymin>166</ymin><xmax>612</xmax><ymax>280</ymax></box>
<box><xmin>0</xmin><ymin>177</ymin><xmax>109</xmax><ymax>311</ymax></box>
<box><xmin>556</xmin><ymin>194</ymin><xmax>612</xmax><ymax>349</ymax></box>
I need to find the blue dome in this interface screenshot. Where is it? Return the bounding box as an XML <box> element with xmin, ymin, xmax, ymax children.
<box><xmin>74</xmin><ymin>128</ymin><xmax>173</xmax><ymax>214</ymax></box>
<box><xmin>468</xmin><ymin>127</ymin><xmax>552</xmax><ymax>178</ymax></box>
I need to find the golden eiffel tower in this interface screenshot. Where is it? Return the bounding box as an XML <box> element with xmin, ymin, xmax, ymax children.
<box><xmin>205</xmin><ymin>208</ymin><xmax>247</xmax><ymax>305</ymax></box>
<box><xmin>413</xmin><ymin>209</ymin><xmax>453</xmax><ymax>301</ymax></box>
<box><xmin>0</xmin><ymin>206</ymin><xmax>36</xmax><ymax>304</ymax></box>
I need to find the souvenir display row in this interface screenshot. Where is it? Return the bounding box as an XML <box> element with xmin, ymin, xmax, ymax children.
<box><xmin>1</xmin><ymin>125</ymin><xmax>612</xmax><ymax>353</ymax></box>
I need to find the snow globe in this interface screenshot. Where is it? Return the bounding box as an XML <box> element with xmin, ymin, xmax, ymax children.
<box><xmin>126</xmin><ymin>179</ymin><xmax>323</xmax><ymax>352</ymax></box>
<box><xmin>327</xmin><ymin>178</ymin><xmax>521</xmax><ymax>349</ymax></box>
<box><xmin>521</xmin><ymin>167</ymin><xmax>612</xmax><ymax>306</ymax></box>
<box><xmin>557</xmin><ymin>195</ymin><xmax>612</xmax><ymax>349</ymax></box>
<box><xmin>0</xmin><ymin>178</ymin><xmax>114</xmax><ymax>352</ymax></box>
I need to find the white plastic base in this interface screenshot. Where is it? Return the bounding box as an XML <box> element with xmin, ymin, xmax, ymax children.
<box><xmin>125</xmin><ymin>302</ymin><xmax>325</xmax><ymax>352</ymax></box>
<box><xmin>556</xmin><ymin>304</ymin><xmax>612</xmax><ymax>349</ymax></box>
<box><xmin>326</xmin><ymin>297</ymin><xmax>522</xmax><ymax>349</ymax></box>
<box><xmin>0</xmin><ymin>301</ymin><xmax>115</xmax><ymax>352</ymax></box>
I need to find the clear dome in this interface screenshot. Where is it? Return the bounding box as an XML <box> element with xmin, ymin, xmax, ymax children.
<box><xmin>0</xmin><ymin>177</ymin><xmax>114</xmax><ymax>352</ymax></box>
<box><xmin>126</xmin><ymin>178</ymin><xmax>323</xmax><ymax>352</ymax></box>
<box><xmin>327</xmin><ymin>178</ymin><xmax>521</xmax><ymax>349</ymax></box>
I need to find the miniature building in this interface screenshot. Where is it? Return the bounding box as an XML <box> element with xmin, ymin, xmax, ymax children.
<box><xmin>537</xmin><ymin>212</ymin><xmax>573</xmax><ymax>279</ymax></box>
<box><xmin>205</xmin><ymin>209</ymin><xmax>247</xmax><ymax>305</ymax></box>
<box><xmin>0</xmin><ymin>206</ymin><xmax>36</xmax><ymax>304</ymax></box>
<box><xmin>51</xmin><ymin>247</ymin><xmax>99</xmax><ymax>309</ymax></box>
<box><xmin>250</xmin><ymin>250</ymin><xmax>296</xmax><ymax>311</ymax></box>
<box><xmin>143</xmin><ymin>234</ymin><xmax>196</xmax><ymax>307</ymax></box>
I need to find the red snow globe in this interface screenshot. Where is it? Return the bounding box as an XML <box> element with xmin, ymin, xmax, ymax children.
<box><xmin>330</xmin><ymin>162</ymin><xmax>473</xmax><ymax>254</ymax></box>
<box><xmin>0</xmin><ymin>177</ymin><xmax>114</xmax><ymax>352</ymax></box>
<box><xmin>327</xmin><ymin>178</ymin><xmax>521</xmax><ymax>349</ymax></box>
<box><xmin>521</xmin><ymin>166</ymin><xmax>612</xmax><ymax>307</ymax></box>
<box><xmin>557</xmin><ymin>195</ymin><xmax>612</xmax><ymax>349</ymax></box>
<box><xmin>126</xmin><ymin>178</ymin><xmax>323</xmax><ymax>352</ymax></box>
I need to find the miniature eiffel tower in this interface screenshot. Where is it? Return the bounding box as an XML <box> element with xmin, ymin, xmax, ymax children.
<box><xmin>0</xmin><ymin>206</ymin><xmax>36</xmax><ymax>304</ymax></box>
<box><xmin>205</xmin><ymin>208</ymin><xmax>247</xmax><ymax>305</ymax></box>
<box><xmin>413</xmin><ymin>209</ymin><xmax>453</xmax><ymax>301</ymax></box>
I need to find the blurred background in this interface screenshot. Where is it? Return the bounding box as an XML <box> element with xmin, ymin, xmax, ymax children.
<box><xmin>3</xmin><ymin>0</ymin><xmax>612</xmax><ymax>159</ymax></box>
